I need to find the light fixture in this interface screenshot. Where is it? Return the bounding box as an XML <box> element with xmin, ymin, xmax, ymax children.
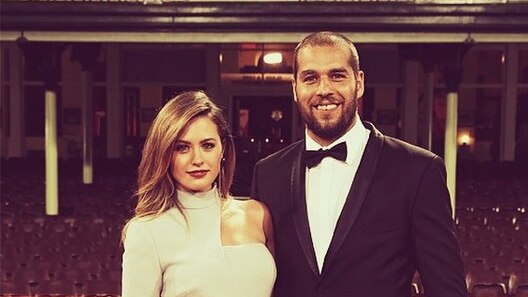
<box><xmin>457</xmin><ymin>129</ymin><xmax>473</xmax><ymax>146</ymax></box>
<box><xmin>263</xmin><ymin>52</ymin><xmax>283</xmax><ymax>65</ymax></box>
<box><xmin>459</xmin><ymin>134</ymin><xmax>471</xmax><ymax>145</ymax></box>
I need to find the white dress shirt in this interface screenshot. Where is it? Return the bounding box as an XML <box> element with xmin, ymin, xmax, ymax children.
<box><xmin>305</xmin><ymin>115</ymin><xmax>370</xmax><ymax>272</ymax></box>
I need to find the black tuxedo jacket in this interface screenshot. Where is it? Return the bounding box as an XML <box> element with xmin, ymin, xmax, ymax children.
<box><xmin>251</xmin><ymin>122</ymin><xmax>467</xmax><ymax>297</ymax></box>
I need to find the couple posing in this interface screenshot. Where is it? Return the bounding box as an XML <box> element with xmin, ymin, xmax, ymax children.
<box><xmin>121</xmin><ymin>31</ymin><xmax>467</xmax><ymax>297</ymax></box>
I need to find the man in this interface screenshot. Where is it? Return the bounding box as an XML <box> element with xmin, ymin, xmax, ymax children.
<box><xmin>251</xmin><ymin>31</ymin><xmax>467</xmax><ymax>296</ymax></box>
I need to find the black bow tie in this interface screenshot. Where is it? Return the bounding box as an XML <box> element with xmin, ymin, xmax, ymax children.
<box><xmin>305</xmin><ymin>142</ymin><xmax>347</xmax><ymax>168</ymax></box>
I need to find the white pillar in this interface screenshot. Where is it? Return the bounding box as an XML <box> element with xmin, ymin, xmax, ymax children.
<box><xmin>8</xmin><ymin>43</ymin><xmax>25</xmax><ymax>158</ymax></box>
<box><xmin>45</xmin><ymin>90</ymin><xmax>59</xmax><ymax>215</ymax></box>
<box><xmin>402</xmin><ymin>60</ymin><xmax>419</xmax><ymax>145</ymax></box>
<box><xmin>444</xmin><ymin>92</ymin><xmax>458</xmax><ymax>214</ymax></box>
<box><xmin>423</xmin><ymin>70</ymin><xmax>434</xmax><ymax>151</ymax></box>
<box><xmin>0</xmin><ymin>46</ymin><xmax>5</xmax><ymax>157</ymax></box>
<box><xmin>106</xmin><ymin>44</ymin><xmax>123</xmax><ymax>159</ymax></box>
<box><xmin>292</xmin><ymin>99</ymin><xmax>301</xmax><ymax>142</ymax></box>
<box><xmin>500</xmin><ymin>44</ymin><xmax>518</xmax><ymax>162</ymax></box>
<box><xmin>206</xmin><ymin>44</ymin><xmax>221</xmax><ymax>99</ymax></box>
<box><xmin>81</xmin><ymin>70</ymin><xmax>93</xmax><ymax>184</ymax></box>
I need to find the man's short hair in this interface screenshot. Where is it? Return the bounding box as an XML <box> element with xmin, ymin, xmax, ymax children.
<box><xmin>292</xmin><ymin>31</ymin><xmax>361</xmax><ymax>79</ymax></box>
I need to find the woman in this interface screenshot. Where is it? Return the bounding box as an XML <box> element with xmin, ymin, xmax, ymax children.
<box><xmin>121</xmin><ymin>91</ymin><xmax>276</xmax><ymax>297</ymax></box>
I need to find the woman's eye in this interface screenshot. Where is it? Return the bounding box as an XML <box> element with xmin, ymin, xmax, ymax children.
<box><xmin>175</xmin><ymin>145</ymin><xmax>189</xmax><ymax>153</ymax></box>
<box><xmin>203</xmin><ymin>143</ymin><xmax>215</xmax><ymax>150</ymax></box>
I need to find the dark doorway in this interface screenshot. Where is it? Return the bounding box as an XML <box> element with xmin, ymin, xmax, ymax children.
<box><xmin>231</xmin><ymin>95</ymin><xmax>292</xmax><ymax>196</ymax></box>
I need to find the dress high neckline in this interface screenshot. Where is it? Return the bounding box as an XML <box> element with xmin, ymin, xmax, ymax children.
<box><xmin>177</xmin><ymin>186</ymin><xmax>220</xmax><ymax>209</ymax></box>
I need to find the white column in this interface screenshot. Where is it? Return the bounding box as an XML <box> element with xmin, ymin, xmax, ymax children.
<box><xmin>292</xmin><ymin>99</ymin><xmax>301</xmax><ymax>142</ymax></box>
<box><xmin>45</xmin><ymin>90</ymin><xmax>59</xmax><ymax>215</ymax></box>
<box><xmin>106</xmin><ymin>44</ymin><xmax>123</xmax><ymax>159</ymax></box>
<box><xmin>206</xmin><ymin>44</ymin><xmax>221</xmax><ymax>99</ymax></box>
<box><xmin>81</xmin><ymin>70</ymin><xmax>93</xmax><ymax>184</ymax></box>
<box><xmin>402</xmin><ymin>60</ymin><xmax>419</xmax><ymax>145</ymax></box>
<box><xmin>444</xmin><ymin>92</ymin><xmax>458</xmax><ymax>214</ymax></box>
<box><xmin>500</xmin><ymin>44</ymin><xmax>518</xmax><ymax>162</ymax></box>
<box><xmin>423</xmin><ymin>70</ymin><xmax>434</xmax><ymax>151</ymax></box>
<box><xmin>0</xmin><ymin>46</ymin><xmax>5</xmax><ymax>157</ymax></box>
<box><xmin>8</xmin><ymin>43</ymin><xmax>25</xmax><ymax>158</ymax></box>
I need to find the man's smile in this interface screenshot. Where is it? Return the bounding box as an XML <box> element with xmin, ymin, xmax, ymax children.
<box><xmin>315</xmin><ymin>104</ymin><xmax>339</xmax><ymax>111</ymax></box>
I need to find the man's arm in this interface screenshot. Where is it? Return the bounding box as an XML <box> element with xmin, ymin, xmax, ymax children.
<box><xmin>411</xmin><ymin>156</ymin><xmax>467</xmax><ymax>297</ymax></box>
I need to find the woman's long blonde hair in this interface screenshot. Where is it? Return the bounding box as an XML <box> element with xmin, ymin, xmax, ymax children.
<box><xmin>122</xmin><ymin>91</ymin><xmax>235</xmax><ymax>238</ymax></box>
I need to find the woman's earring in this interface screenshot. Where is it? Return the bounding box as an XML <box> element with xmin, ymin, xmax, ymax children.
<box><xmin>218</xmin><ymin>164</ymin><xmax>224</xmax><ymax>191</ymax></box>
<box><xmin>218</xmin><ymin>156</ymin><xmax>226</xmax><ymax>193</ymax></box>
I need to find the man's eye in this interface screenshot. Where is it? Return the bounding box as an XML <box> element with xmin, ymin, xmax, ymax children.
<box><xmin>303</xmin><ymin>76</ymin><xmax>317</xmax><ymax>83</ymax></box>
<box><xmin>332</xmin><ymin>73</ymin><xmax>346</xmax><ymax>80</ymax></box>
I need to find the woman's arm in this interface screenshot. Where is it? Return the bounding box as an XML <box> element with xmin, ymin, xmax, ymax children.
<box><xmin>122</xmin><ymin>221</ymin><xmax>162</xmax><ymax>297</ymax></box>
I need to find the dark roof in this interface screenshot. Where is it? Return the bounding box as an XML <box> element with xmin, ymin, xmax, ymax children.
<box><xmin>2</xmin><ymin>1</ymin><xmax>528</xmax><ymax>34</ymax></box>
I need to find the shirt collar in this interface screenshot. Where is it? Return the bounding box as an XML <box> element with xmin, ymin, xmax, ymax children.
<box><xmin>305</xmin><ymin>114</ymin><xmax>368</xmax><ymax>165</ymax></box>
<box><xmin>177</xmin><ymin>185</ymin><xmax>220</xmax><ymax>209</ymax></box>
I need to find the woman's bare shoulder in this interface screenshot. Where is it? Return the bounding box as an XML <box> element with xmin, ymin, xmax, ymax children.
<box><xmin>224</xmin><ymin>197</ymin><xmax>270</xmax><ymax>217</ymax></box>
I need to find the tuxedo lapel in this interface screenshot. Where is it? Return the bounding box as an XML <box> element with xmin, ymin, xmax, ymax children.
<box><xmin>291</xmin><ymin>144</ymin><xmax>320</xmax><ymax>277</ymax></box>
<box><xmin>321</xmin><ymin>122</ymin><xmax>384</xmax><ymax>275</ymax></box>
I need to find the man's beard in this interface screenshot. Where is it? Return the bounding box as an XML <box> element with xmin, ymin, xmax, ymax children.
<box><xmin>297</xmin><ymin>91</ymin><xmax>358</xmax><ymax>142</ymax></box>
